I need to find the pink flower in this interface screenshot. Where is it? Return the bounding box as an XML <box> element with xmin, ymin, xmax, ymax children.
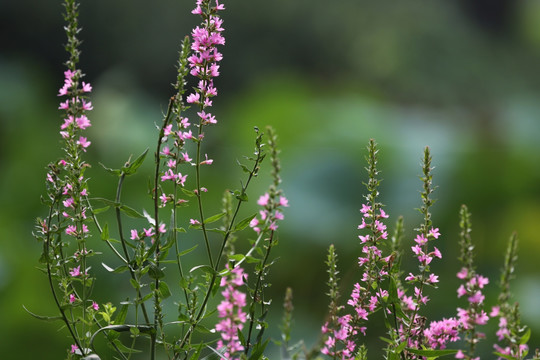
<box><xmin>429</xmin><ymin>227</ymin><xmax>441</xmax><ymax>239</ymax></box>
<box><xmin>77</xmin><ymin>136</ymin><xmax>91</xmax><ymax>150</ymax></box>
<box><xmin>190</xmin><ymin>219</ymin><xmax>200</xmax><ymax>225</ymax></box>
<box><xmin>81</xmin><ymin>99</ymin><xmax>93</xmax><ymax>110</ymax></box>
<box><xmin>187</xmin><ymin>93</ymin><xmax>200</xmax><ymax>104</ymax></box>
<box><xmin>70</xmin><ymin>266</ymin><xmax>81</xmax><ymax>277</ymax></box>
<box><xmin>432</xmin><ymin>247</ymin><xmax>442</xmax><ymax>258</ymax></box>
<box><xmin>257</xmin><ymin>193</ymin><xmax>270</xmax><ymax>207</ymax></box>
<box><xmin>69</xmin><ymin>294</ymin><xmax>77</xmax><ymax>304</ymax></box>
<box><xmin>200</xmin><ymin>153</ymin><xmax>213</xmax><ymax>165</ymax></box>
<box><xmin>61</xmin><ymin>116</ymin><xmax>74</xmax><ymax>129</ymax></box>
<box><xmin>457</xmin><ymin>284</ymin><xmax>467</xmax><ymax>297</ymax></box>
<box><xmin>468</xmin><ymin>291</ymin><xmax>484</xmax><ymax>304</ymax></box>
<box><xmin>70</xmin><ymin>344</ymin><xmax>79</xmax><ymax>354</ymax></box>
<box><xmin>158</xmin><ymin>223</ymin><xmax>166</xmax><ymax>233</ymax></box>
<box><xmin>160</xmin><ymin>193</ymin><xmax>168</xmax><ymax>206</ymax></box>
<box><xmin>476</xmin><ymin>275</ymin><xmax>489</xmax><ymax>288</ymax></box>
<box><xmin>279</xmin><ymin>196</ymin><xmax>289</xmax><ymax>207</ymax></box>
<box><xmin>92</xmin><ymin>301</ymin><xmax>99</xmax><ymax>311</ymax></box>
<box><xmin>177</xmin><ymin>173</ymin><xmax>188</xmax><ymax>186</ymax></box>
<box><xmin>130</xmin><ymin>229</ymin><xmax>139</xmax><ymax>240</ymax></box>
<box><xmin>457</xmin><ymin>267</ymin><xmax>468</xmax><ymax>279</ymax></box>
<box><xmin>163</xmin><ymin>124</ymin><xmax>173</xmax><ymax>136</ymax></box>
<box><xmin>76</xmin><ymin>115</ymin><xmax>91</xmax><ymax>129</ymax></box>
<box><xmin>161</xmin><ymin>146</ymin><xmax>172</xmax><ymax>156</ymax></box>
<box><xmin>360</xmin><ymin>204</ymin><xmax>371</xmax><ymax>216</ymax></box>
<box><xmin>66</xmin><ymin>225</ymin><xmax>77</xmax><ymax>236</ymax></box>
<box><xmin>82</xmin><ymin>81</ymin><xmax>92</xmax><ymax>92</ymax></box>
<box><xmin>414</xmin><ymin>233</ymin><xmax>428</xmax><ymax>245</ymax></box>
<box><xmin>143</xmin><ymin>228</ymin><xmax>155</xmax><ymax>237</ymax></box>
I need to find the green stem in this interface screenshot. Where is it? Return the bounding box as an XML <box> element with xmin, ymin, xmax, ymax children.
<box><xmin>172</xmin><ymin>143</ymin><xmax>263</xmax><ymax>359</ymax></box>
<box><xmin>150</xmin><ymin>98</ymin><xmax>175</xmax><ymax>360</ymax></box>
<box><xmin>244</xmin><ymin>230</ymin><xmax>275</xmax><ymax>355</ymax></box>
<box><xmin>45</xmin><ymin>195</ymin><xmax>85</xmax><ymax>356</ymax></box>
<box><xmin>114</xmin><ymin>173</ymin><xmax>150</xmax><ymax>325</ymax></box>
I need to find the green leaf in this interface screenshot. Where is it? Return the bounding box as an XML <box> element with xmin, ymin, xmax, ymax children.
<box><xmin>204</xmin><ymin>212</ymin><xmax>226</xmax><ymax>224</ymax></box>
<box><xmin>178</xmin><ymin>245</ymin><xmax>198</xmax><ymax>257</ymax></box>
<box><xmin>123</xmin><ymin>148</ymin><xmax>148</xmax><ymax>175</ymax></box>
<box><xmin>189</xmin><ymin>265</ymin><xmax>216</xmax><ymax>275</ymax></box>
<box><xmin>405</xmin><ymin>348</ymin><xmax>457</xmax><ymax>357</ymax></box>
<box><xmin>228</xmin><ymin>254</ymin><xmax>245</xmax><ymax>263</ymax></box>
<box><xmin>235</xmin><ymin>192</ymin><xmax>248</xmax><ymax>202</ymax></box>
<box><xmin>129</xmin><ymin>279</ymin><xmax>139</xmax><ymax>290</ymax></box>
<box><xmin>388</xmin><ymin>276</ymin><xmax>399</xmax><ymax>303</ymax></box>
<box><xmin>91</xmin><ymin>197</ymin><xmax>120</xmax><ymax>207</ymax></box>
<box><xmin>520</xmin><ymin>327</ymin><xmax>531</xmax><ymax>345</ymax></box>
<box><xmin>396</xmin><ymin>341</ymin><xmax>407</xmax><ymax>353</ymax></box>
<box><xmin>114</xmin><ymin>302</ymin><xmax>129</xmax><ymax>325</ymax></box>
<box><xmin>22</xmin><ymin>305</ymin><xmax>63</xmax><ymax>322</ymax></box>
<box><xmin>112</xmin><ymin>265</ymin><xmax>129</xmax><ymax>274</ymax></box>
<box><xmin>234</xmin><ymin>214</ymin><xmax>257</xmax><ymax>232</ymax></box>
<box><xmin>207</xmin><ymin>228</ymin><xmax>227</xmax><ymax>235</ymax></box>
<box><xmin>92</xmin><ymin>206</ymin><xmax>110</xmax><ymax>215</ymax></box>
<box><xmin>112</xmin><ymin>339</ymin><xmax>142</xmax><ymax>354</ymax></box>
<box><xmin>248</xmin><ymin>339</ymin><xmax>270</xmax><ymax>360</ymax></box>
<box><xmin>100</xmin><ymin>163</ymin><xmax>122</xmax><ymax>176</ymax></box>
<box><xmin>101</xmin><ymin>224</ymin><xmax>109</xmax><ymax>241</ymax></box>
<box><xmin>188</xmin><ymin>343</ymin><xmax>204</xmax><ymax>360</ymax></box>
<box><xmin>493</xmin><ymin>352</ymin><xmax>516</xmax><ymax>360</ymax></box>
<box><xmin>159</xmin><ymin>281</ymin><xmax>172</xmax><ymax>299</ymax></box>
<box><xmin>148</xmin><ymin>264</ymin><xmax>165</xmax><ymax>279</ymax></box>
<box><xmin>236</xmin><ymin>159</ymin><xmax>251</xmax><ymax>174</ymax></box>
<box><xmin>119</xmin><ymin>205</ymin><xmax>144</xmax><ymax>218</ymax></box>
<box><xmin>181</xmin><ymin>188</ymin><xmax>196</xmax><ymax>197</ymax></box>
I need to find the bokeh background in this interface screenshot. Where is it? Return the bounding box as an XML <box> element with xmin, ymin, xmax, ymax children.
<box><xmin>2</xmin><ymin>0</ymin><xmax>540</xmax><ymax>358</ymax></box>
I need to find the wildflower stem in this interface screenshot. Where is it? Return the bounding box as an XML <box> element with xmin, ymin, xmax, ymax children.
<box><xmin>45</xmin><ymin>195</ymin><xmax>84</xmax><ymax>355</ymax></box>
<box><xmin>195</xmin><ymin>113</ymin><xmax>214</xmax><ymax>268</ymax></box>
<box><xmin>113</xmin><ymin>172</ymin><xmax>150</xmax><ymax>325</ymax></box>
<box><xmin>151</xmin><ymin>98</ymin><xmax>175</xmax><ymax>360</ymax></box>
<box><xmin>244</xmin><ymin>230</ymin><xmax>275</xmax><ymax>355</ymax></box>
<box><xmin>173</xmin><ymin>132</ymin><xmax>264</xmax><ymax>358</ymax></box>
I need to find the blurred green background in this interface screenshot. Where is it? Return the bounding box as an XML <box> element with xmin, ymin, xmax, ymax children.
<box><xmin>2</xmin><ymin>0</ymin><xmax>540</xmax><ymax>358</ymax></box>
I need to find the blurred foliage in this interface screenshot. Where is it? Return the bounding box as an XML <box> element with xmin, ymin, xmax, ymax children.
<box><xmin>1</xmin><ymin>0</ymin><xmax>540</xmax><ymax>358</ymax></box>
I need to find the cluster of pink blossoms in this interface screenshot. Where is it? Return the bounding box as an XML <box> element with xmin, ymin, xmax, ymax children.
<box><xmin>187</xmin><ymin>0</ymin><xmax>225</xmax><ymax>127</ymax></box>
<box><xmin>350</xmin><ymin>205</ymin><xmax>392</xmax><ymax>321</ymax></box>
<box><xmin>321</xmin><ymin>314</ymin><xmax>357</xmax><ymax>359</ymax></box>
<box><xmin>249</xmin><ymin>193</ymin><xmax>289</xmax><ymax>233</ymax></box>
<box><xmin>320</xmin><ymin>205</ymin><xmax>392</xmax><ymax>360</ymax></box>
<box><xmin>57</xmin><ymin>69</ymin><xmax>93</xmax><ymax>148</ymax></box>
<box><xmin>215</xmin><ymin>266</ymin><xmax>247</xmax><ymax>359</ymax></box>
<box><xmin>53</xmin><ymin>67</ymin><xmax>96</xmax><ymax>308</ymax></box>
<box><xmin>456</xmin><ymin>268</ymin><xmax>489</xmax><ymax>330</ymax></box>
<box><xmin>490</xmin><ymin>306</ymin><xmax>528</xmax><ymax>359</ymax></box>
<box><xmin>158</xmin><ymin>118</ymin><xmax>194</xmax><ymax>208</ymax></box>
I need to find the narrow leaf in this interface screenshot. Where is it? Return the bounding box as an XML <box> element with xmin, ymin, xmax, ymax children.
<box><xmin>123</xmin><ymin>148</ymin><xmax>148</xmax><ymax>175</ymax></box>
<box><xmin>178</xmin><ymin>245</ymin><xmax>198</xmax><ymax>257</ymax></box>
<box><xmin>22</xmin><ymin>305</ymin><xmax>63</xmax><ymax>322</ymax></box>
<box><xmin>234</xmin><ymin>214</ymin><xmax>257</xmax><ymax>232</ymax></box>
<box><xmin>405</xmin><ymin>348</ymin><xmax>457</xmax><ymax>357</ymax></box>
<box><xmin>204</xmin><ymin>212</ymin><xmax>226</xmax><ymax>224</ymax></box>
<box><xmin>119</xmin><ymin>205</ymin><xmax>144</xmax><ymax>219</ymax></box>
<box><xmin>190</xmin><ymin>265</ymin><xmax>216</xmax><ymax>275</ymax></box>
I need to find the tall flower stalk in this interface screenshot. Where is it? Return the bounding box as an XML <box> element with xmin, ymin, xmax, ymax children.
<box><xmin>35</xmin><ymin>0</ymin><xmax>98</xmax><ymax>357</ymax></box>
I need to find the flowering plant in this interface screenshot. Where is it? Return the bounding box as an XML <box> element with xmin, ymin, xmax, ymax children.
<box><xmin>31</xmin><ymin>1</ymin><xmax>538</xmax><ymax>359</ymax></box>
